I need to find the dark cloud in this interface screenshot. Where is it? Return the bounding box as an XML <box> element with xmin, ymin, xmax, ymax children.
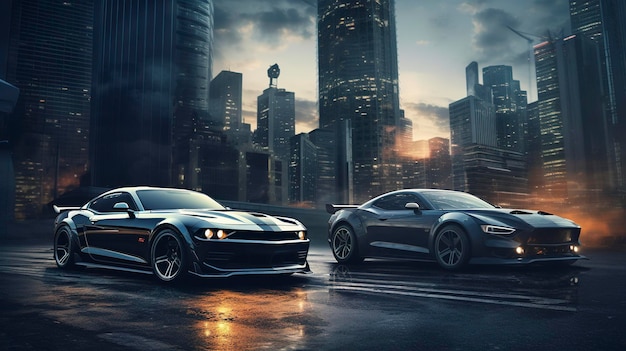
<box><xmin>295</xmin><ymin>98</ymin><xmax>318</xmax><ymax>132</ymax></box>
<box><xmin>472</xmin><ymin>8</ymin><xmax>522</xmax><ymax>63</ymax></box>
<box><xmin>467</xmin><ymin>0</ymin><xmax>570</xmax><ymax>65</ymax></box>
<box><xmin>530</xmin><ymin>0</ymin><xmax>571</xmax><ymax>30</ymax></box>
<box><xmin>213</xmin><ymin>0</ymin><xmax>316</xmax><ymax>53</ymax></box>
<box><xmin>405</xmin><ymin>102</ymin><xmax>450</xmax><ymax>134</ymax></box>
<box><xmin>241</xmin><ymin>7</ymin><xmax>315</xmax><ymax>39</ymax></box>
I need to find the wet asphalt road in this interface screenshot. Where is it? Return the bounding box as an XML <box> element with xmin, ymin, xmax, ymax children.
<box><xmin>1</xmin><ymin>237</ymin><xmax>626</xmax><ymax>350</ymax></box>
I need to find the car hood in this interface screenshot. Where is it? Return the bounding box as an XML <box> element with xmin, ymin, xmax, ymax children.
<box><xmin>168</xmin><ymin>209</ymin><xmax>305</xmax><ymax>230</ymax></box>
<box><xmin>461</xmin><ymin>209</ymin><xmax>580</xmax><ymax>229</ymax></box>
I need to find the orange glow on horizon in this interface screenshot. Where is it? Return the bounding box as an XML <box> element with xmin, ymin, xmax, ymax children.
<box><xmin>526</xmin><ymin>194</ymin><xmax>626</xmax><ymax>249</ymax></box>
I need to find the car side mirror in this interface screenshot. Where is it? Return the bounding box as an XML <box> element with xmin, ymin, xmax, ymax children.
<box><xmin>405</xmin><ymin>202</ymin><xmax>421</xmax><ymax>213</ymax></box>
<box><xmin>113</xmin><ymin>202</ymin><xmax>135</xmax><ymax>218</ymax></box>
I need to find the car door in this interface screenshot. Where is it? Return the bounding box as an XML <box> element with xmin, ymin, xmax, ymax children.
<box><xmin>84</xmin><ymin>192</ymin><xmax>150</xmax><ymax>266</ymax></box>
<box><xmin>365</xmin><ymin>192</ymin><xmax>439</xmax><ymax>258</ymax></box>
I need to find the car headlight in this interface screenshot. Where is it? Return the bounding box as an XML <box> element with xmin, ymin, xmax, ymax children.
<box><xmin>298</xmin><ymin>231</ymin><xmax>306</xmax><ymax>240</ymax></box>
<box><xmin>481</xmin><ymin>225</ymin><xmax>516</xmax><ymax>235</ymax></box>
<box><xmin>204</xmin><ymin>229</ymin><xmax>228</xmax><ymax>240</ymax></box>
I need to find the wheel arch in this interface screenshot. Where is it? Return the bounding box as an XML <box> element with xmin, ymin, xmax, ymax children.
<box><xmin>429</xmin><ymin>212</ymin><xmax>481</xmax><ymax>255</ymax></box>
<box><xmin>54</xmin><ymin>218</ymin><xmax>80</xmax><ymax>246</ymax></box>
<box><xmin>149</xmin><ymin>218</ymin><xmax>198</xmax><ymax>265</ymax></box>
<box><xmin>329</xmin><ymin>214</ymin><xmax>367</xmax><ymax>254</ymax></box>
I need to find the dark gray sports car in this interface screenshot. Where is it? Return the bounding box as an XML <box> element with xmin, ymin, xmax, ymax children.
<box><xmin>326</xmin><ymin>189</ymin><xmax>584</xmax><ymax>270</ymax></box>
<box><xmin>53</xmin><ymin>187</ymin><xmax>310</xmax><ymax>282</ymax></box>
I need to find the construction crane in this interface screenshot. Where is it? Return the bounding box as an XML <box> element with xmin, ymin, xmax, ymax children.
<box><xmin>507</xmin><ymin>25</ymin><xmax>541</xmax><ymax>102</ymax></box>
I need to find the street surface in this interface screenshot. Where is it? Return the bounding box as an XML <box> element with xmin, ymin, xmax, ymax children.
<box><xmin>1</xmin><ymin>220</ymin><xmax>625</xmax><ymax>350</ymax></box>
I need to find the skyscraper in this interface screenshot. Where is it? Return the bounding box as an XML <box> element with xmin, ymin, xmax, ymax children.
<box><xmin>318</xmin><ymin>0</ymin><xmax>403</xmax><ymax>202</ymax></box>
<box><xmin>209</xmin><ymin>70</ymin><xmax>243</xmax><ymax>132</ymax></box>
<box><xmin>449</xmin><ymin>95</ymin><xmax>496</xmax><ymax>190</ymax></box>
<box><xmin>289</xmin><ymin>133</ymin><xmax>318</xmax><ymax>204</ymax></box>
<box><xmin>255</xmin><ymin>83</ymin><xmax>296</xmax><ymax>162</ymax></box>
<box><xmin>7</xmin><ymin>0</ymin><xmax>94</xmax><ymax>219</ymax></box>
<box><xmin>90</xmin><ymin>0</ymin><xmax>214</xmax><ymax>189</ymax></box>
<box><xmin>570</xmin><ymin>0</ymin><xmax>626</xmax><ymax>193</ymax></box>
<box><xmin>534</xmin><ymin>34</ymin><xmax>608</xmax><ymax>201</ymax></box>
<box><xmin>482</xmin><ymin>65</ymin><xmax>528</xmax><ymax>153</ymax></box>
<box><xmin>450</xmin><ymin>62</ymin><xmax>528</xmax><ymax>206</ymax></box>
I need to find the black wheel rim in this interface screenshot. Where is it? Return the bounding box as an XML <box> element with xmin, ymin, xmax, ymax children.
<box><xmin>436</xmin><ymin>229</ymin><xmax>464</xmax><ymax>267</ymax></box>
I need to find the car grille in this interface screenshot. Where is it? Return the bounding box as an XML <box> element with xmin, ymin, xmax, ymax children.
<box><xmin>526</xmin><ymin>228</ymin><xmax>579</xmax><ymax>245</ymax></box>
<box><xmin>227</xmin><ymin>230</ymin><xmax>302</xmax><ymax>241</ymax></box>
<box><xmin>204</xmin><ymin>249</ymin><xmax>309</xmax><ymax>269</ymax></box>
<box><xmin>527</xmin><ymin>245</ymin><xmax>573</xmax><ymax>256</ymax></box>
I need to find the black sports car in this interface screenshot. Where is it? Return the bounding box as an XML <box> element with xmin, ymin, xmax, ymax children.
<box><xmin>53</xmin><ymin>187</ymin><xmax>310</xmax><ymax>282</ymax></box>
<box><xmin>326</xmin><ymin>189</ymin><xmax>584</xmax><ymax>270</ymax></box>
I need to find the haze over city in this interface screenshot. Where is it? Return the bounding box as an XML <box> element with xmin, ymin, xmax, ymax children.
<box><xmin>212</xmin><ymin>0</ymin><xmax>571</xmax><ymax>140</ymax></box>
<box><xmin>2</xmin><ymin>0</ymin><xmax>624</xmax><ymax>246</ymax></box>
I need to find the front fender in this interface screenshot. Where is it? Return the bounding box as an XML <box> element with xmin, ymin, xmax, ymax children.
<box><xmin>150</xmin><ymin>217</ymin><xmax>201</xmax><ymax>264</ymax></box>
<box><xmin>328</xmin><ymin>211</ymin><xmax>365</xmax><ymax>243</ymax></box>
<box><xmin>429</xmin><ymin>212</ymin><xmax>483</xmax><ymax>253</ymax></box>
<box><xmin>54</xmin><ymin>212</ymin><xmax>81</xmax><ymax>244</ymax></box>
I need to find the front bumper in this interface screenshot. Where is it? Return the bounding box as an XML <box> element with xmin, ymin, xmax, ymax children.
<box><xmin>472</xmin><ymin>225</ymin><xmax>586</xmax><ymax>265</ymax></box>
<box><xmin>189</xmin><ymin>239</ymin><xmax>311</xmax><ymax>277</ymax></box>
<box><xmin>469</xmin><ymin>254</ymin><xmax>587</xmax><ymax>265</ymax></box>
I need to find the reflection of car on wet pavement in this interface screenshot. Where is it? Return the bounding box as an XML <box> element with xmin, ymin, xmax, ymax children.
<box><xmin>326</xmin><ymin>189</ymin><xmax>585</xmax><ymax>270</ymax></box>
<box><xmin>53</xmin><ymin>186</ymin><xmax>310</xmax><ymax>282</ymax></box>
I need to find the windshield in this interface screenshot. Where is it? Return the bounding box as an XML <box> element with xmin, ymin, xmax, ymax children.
<box><xmin>420</xmin><ymin>191</ymin><xmax>495</xmax><ymax>210</ymax></box>
<box><xmin>137</xmin><ymin>189</ymin><xmax>226</xmax><ymax>211</ymax></box>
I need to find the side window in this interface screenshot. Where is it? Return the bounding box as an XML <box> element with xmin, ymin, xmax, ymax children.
<box><xmin>373</xmin><ymin>193</ymin><xmax>424</xmax><ymax>211</ymax></box>
<box><xmin>89</xmin><ymin>192</ymin><xmax>138</xmax><ymax>212</ymax></box>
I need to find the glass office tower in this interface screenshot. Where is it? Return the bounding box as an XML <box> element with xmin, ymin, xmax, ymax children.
<box><xmin>318</xmin><ymin>0</ymin><xmax>403</xmax><ymax>202</ymax></box>
<box><xmin>7</xmin><ymin>0</ymin><xmax>94</xmax><ymax>219</ymax></box>
<box><xmin>570</xmin><ymin>0</ymin><xmax>626</xmax><ymax>192</ymax></box>
<box><xmin>256</xmin><ymin>87</ymin><xmax>296</xmax><ymax>163</ymax></box>
<box><xmin>534</xmin><ymin>35</ymin><xmax>608</xmax><ymax>202</ymax></box>
<box><xmin>90</xmin><ymin>0</ymin><xmax>214</xmax><ymax>188</ymax></box>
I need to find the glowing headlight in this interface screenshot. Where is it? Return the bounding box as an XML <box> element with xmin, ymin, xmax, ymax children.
<box><xmin>298</xmin><ymin>231</ymin><xmax>306</xmax><ymax>240</ymax></box>
<box><xmin>515</xmin><ymin>246</ymin><xmax>525</xmax><ymax>255</ymax></box>
<box><xmin>204</xmin><ymin>229</ymin><xmax>227</xmax><ymax>240</ymax></box>
<box><xmin>481</xmin><ymin>225</ymin><xmax>516</xmax><ymax>235</ymax></box>
<box><xmin>570</xmin><ymin>245</ymin><xmax>580</xmax><ymax>253</ymax></box>
<box><xmin>204</xmin><ymin>229</ymin><xmax>214</xmax><ymax>239</ymax></box>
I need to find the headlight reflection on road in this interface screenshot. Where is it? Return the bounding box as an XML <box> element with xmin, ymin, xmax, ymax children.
<box><xmin>194</xmin><ymin>289</ymin><xmax>311</xmax><ymax>351</ymax></box>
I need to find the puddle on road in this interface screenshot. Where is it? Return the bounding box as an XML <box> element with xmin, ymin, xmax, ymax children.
<box><xmin>189</xmin><ymin>288</ymin><xmax>325</xmax><ymax>350</ymax></box>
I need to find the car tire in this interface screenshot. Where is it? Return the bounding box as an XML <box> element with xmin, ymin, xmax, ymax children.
<box><xmin>54</xmin><ymin>226</ymin><xmax>76</xmax><ymax>269</ymax></box>
<box><xmin>151</xmin><ymin>229</ymin><xmax>187</xmax><ymax>282</ymax></box>
<box><xmin>434</xmin><ymin>224</ymin><xmax>470</xmax><ymax>270</ymax></box>
<box><xmin>330</xmin><ymin>225</ymin><xmax>362</xmax><ymax>264</ymax></box>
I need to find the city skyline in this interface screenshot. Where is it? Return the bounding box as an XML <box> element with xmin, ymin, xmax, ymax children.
<box><xmin>212</xmin><ymin>0</ymin><xmax>571</xmax><ymax>141</ymax></box>
<box><xmin>3</xmin><ymin>0</ymin><xmax>623</xmax><ymax>222</ymax></box>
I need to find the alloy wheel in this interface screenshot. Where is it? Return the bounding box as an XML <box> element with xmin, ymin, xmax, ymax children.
<box><xmin>435</xmin><ymin>226</ymin><xmax>469</xmax><ymax>270</ymax></box>
<box><xmin>152</xmin><ymin>231</ymin><xmax>185</xmax><ymax>282</ymax></box>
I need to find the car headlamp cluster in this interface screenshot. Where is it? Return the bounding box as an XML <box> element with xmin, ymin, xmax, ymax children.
<box><xmin>481</xmin><ymin>224</ymin><xmax>516</xmax><ymax>235</ymax></box>
<box><xmin>199</xmin><ymin>229</ymin><xmax>307</xmax><ymax>241</ymax></box>
<box><xmin>204</xmin><ymin>229</ymin><xmax>229</xmax><ymax>240</ymax></box>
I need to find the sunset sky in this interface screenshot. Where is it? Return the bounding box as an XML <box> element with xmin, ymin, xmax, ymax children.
<box><xmin>212</xmin><ymin>0</ymin><xmax>571</xmax><ymax>141</ymax></box>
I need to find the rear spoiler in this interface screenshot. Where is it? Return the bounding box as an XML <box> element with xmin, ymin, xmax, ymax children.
<box><xmin>325</xmin><ymin>204</ymin><xmax>359</xmax><ymax>214</ymax></box>
<box><xmin>53</xmin><ymin>205</ymin><xmax>81</xmax><ymax>214</ymax></box>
